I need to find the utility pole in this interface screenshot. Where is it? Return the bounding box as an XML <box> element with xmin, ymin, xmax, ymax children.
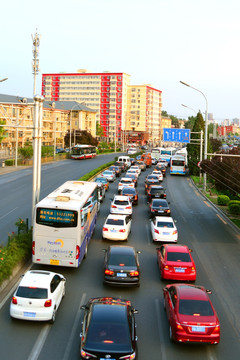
<box><xmin>32</xmin><ymin>30</ymin><xmax>40</xmax><ymax>96</ymax></box>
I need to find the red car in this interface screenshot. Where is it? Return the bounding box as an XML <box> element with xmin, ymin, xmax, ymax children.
<box><xmin>163</xmin><ymin>284</ymin><xmax>220</xmax><ymax>344</ymax></box>
<box><xmin>157</xmin><ymin>244</ymin><xmax>196</xmax><ymax>281</ymax></box>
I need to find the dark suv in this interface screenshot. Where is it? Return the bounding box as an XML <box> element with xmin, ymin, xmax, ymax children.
<box><xmin>147</xmin><ymin>185</ymin><xmax>166</xmax><ymax>202</ymax></box>
<box><xmin>80</xmin><ymin>297</ymin><xmax>138</xmax><ymax>360</ymax></box>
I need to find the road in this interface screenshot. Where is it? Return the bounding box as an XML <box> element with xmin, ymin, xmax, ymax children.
<box><xmin>0</xmin><ymin>161</ymin><xmax>240</xmax><ymax>360</ymax></box>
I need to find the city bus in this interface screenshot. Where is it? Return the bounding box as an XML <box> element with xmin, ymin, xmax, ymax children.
<box><xmin>71</xmin><ymin>144</ymin><xmax>97</xmax><ymax>159</ymax></box>
<box><xmin>170</xmin><ymin>154</ymin><xmax>188</xmax><ymax>175</ymax></box>
<box><xmin>32</xmin><ymin>181</ymin><xmax>98</xmax><ymax>267</ymax></box>
<box><xmin>151</xmin><ymin>147</ymin><xmax>176</xmax><ymax>164</ymax></box>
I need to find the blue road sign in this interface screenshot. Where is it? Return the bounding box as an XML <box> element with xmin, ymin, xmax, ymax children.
<box><xmin>163</xmin><ymin>128</ymin><xmax>190</xmax><ymax>143</ymax></box>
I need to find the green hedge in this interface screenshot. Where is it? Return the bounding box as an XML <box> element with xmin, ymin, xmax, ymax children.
<box><xmin>217</xmin><ymin>195</ymin><xmax>230</xmax><ymax>206</ymax></box>
<box><xmin>228</xmin><ymin>200</ymin><xmax>240</xmax><ymax>215</ymax></box>
<box><xmin>78</xmin><ymin>161</ymin><xmax>115</xmax><ymax>181</ymax></box>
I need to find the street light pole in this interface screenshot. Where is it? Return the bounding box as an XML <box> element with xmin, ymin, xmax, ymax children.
<box><xmin>180</xmin><ymin>81</ymin><xmax>208</xmax><ymax>192</ymax></box>
<box><xmin>0</xmin><ymin>78</ymin><xmax>8</xmax><ymax>83</ymax></box>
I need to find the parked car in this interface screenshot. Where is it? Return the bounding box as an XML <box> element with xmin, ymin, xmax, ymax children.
<box><xmin>157</xmin><ymin>244</ymin><xmax>196</xmax><ymax>280</ymax></box>
<box><xmin>110</xmin><ymin>195</ymin><xmax>133</xmax><ymax>215</ymax></box>
<box><xmin>121</xmin><ymin>186</ymin><xmax>139</xmax><ymax>205</ymax></box>
<box><xmin>103</xmin><ymin>245</ymin><xmax>141</xmax><ymax>287</ymax></box>
<box><xmin>10</xmin><ymin>270</ymin><xmax>66</xmax><ymax>323</ymax></box>
<box><xmin>80</xmin><ymin>297</ymin><xmax>138</xmax><ymax>359</ymax></box>
<box><xmin>147</xmin><ymin>185</ymin><xmax>166</xmax><ymax>202</ymax></box>
<box><xmin>163</xmin><ymin>284</ymin><xmax>220</xmax><ymax>344</ymax></box>
<box><xmin>100</xmin><ymin>170</ymin><xmax>116</xmax><ymax>182</ymax></box>
<box><xmin>149</xmin><ymin>198</ymin><xmax>171</xmax><ymax>217</ymax></box>
<box><xmin>95</xmin><ymin>176</ymin><xmax>109</xmax><ymax>191</ymax></box>
<box><xmin>102</xmin><ymin>214</ymin><xmax>132</xmax><ymax>241</ymax></box>
<box><xmin>118</xmin><ymin>177</ymin><xmax>135</xmax><ymax>193</ymax></box>
<box><xmin>150</xmin><ymin>216</ymin><xmax>178</xmax><ymax>242</ymax></box>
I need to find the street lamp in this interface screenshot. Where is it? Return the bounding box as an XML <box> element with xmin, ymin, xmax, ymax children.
<box><xmin>181</xmin><ymin>103</ymin><xmax>197</xmax><ymax>114</ymax></box>
<box><xmin>0</xmin><ymin>78</ymin><xmax>8</xmax><ymax>83</ymax></box>
<box><xmin>180</xmin><ymin>81</ymin><xmax>208</xmax><ymax>192</ymax></box>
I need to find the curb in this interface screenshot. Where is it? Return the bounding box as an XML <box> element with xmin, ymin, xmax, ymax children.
<box><xmin>190</xmin><ymin>178</ymin><xmax>240</xmax><ymax>234</ymax></box>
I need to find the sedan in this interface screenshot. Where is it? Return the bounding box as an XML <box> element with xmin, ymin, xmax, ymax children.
<box><xmin>136</xmin><ymin>161</ymin><xmax>146</xmax><ymax>171</ymax></box>
<box><xmin>102</xmin><ymin>214</ymin><xmax>132</xmax><ymax>241</ymax></box>
<box><xmin>163</xmin><ymin>284</ymin><xmax>220</xmax><ymax>344</ymax></box>
<box><xmin>103</xmin><ymin>245</ymin><xmax>141</xmax><ymax>286</ymax></box>
<box><xmin>80</xmin><ymin>297</ymin><xmax>138</xmax><ymax>359</ymax></box>
<box><xmin>150</xmin><ymin>216</ymin><xmax>178</xmax><ymax>242</ymax></box>
<box><xmin>145</xmin><ymin>174</ymin><xmax>161</xmax><ymax>193</ymax></box>
<box><xmin>126</xmin><ymin>169</ymin><xmax>140</xmax><ymax>179</ymax></box>
<box><xmin>155</xmin><ymin>164</ymin><xmax>166</xmax><ymax>176</ymax></box>
<box><xmin>121</xmin><ymin>186</ymin><xmax>139</xmax><ymax>205</ymax></box>
<box><xmin>110</xmin><ymin>195</ymin><xmax>133</xmax><ymax>215</ymax></box>
<box><xmin>147</xmin><ymin>185</ymin><xmax>166</xmax><ymax>202</ymax></box>
<box><xmin>100</xmin><ymin>170</ymin><xmax>116</xmax><ymax>182</ymax></box>
<box><xmin>109</xmin><ymin>165</ymin><xmax>121</xmax><ymax>177</ymax></box>
<box><xmin>118</xmin><ymin>177</ymin><xmax>135</xmax><ymax>193</ymax></box>
<box><xmin>10</xmin><ymin>270</ymin><xmax>66</xmax><ymax>323</ymax></box>
<box><xmin>125</xmin><ymin>173</ymin><xmax>138</xmax><ymax>186</ymax></box>
<box><xmin>157</xmin><ymin>244</ymin><xmax>197</xmax><ymax>280</ymax></box>
<box><xmin>149</xmin><ymin>198</ymin><xmax>171</xmax><ymax>217</ymax></box>
<box><xmin>151</xmin><ymin>170</ymin><xmax>163</xmax><ymax>181</ymax></box>
<box><xmin>95</xmin><ymin>176</ymin><xmax>109</xmax><ymax>191</ymax></box>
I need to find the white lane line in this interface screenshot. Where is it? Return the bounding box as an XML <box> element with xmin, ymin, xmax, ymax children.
<box><xmin>206</xmin><ymin>346</ymin><xmax>218</xmax><ymax>360</ymax></box>
<box><xmin>27</xmin><ymin>325</ymin><xmax>51</xmax><ymax>360</ymax></box>
<box><xmin>155</xmin><ymin>298</ymin><xmax>167</xmax><ymax>360</ymax></box>
<box><xmin>146</xmin><ymin>223</ymin><xmax>151</xmax><ymax>245</ymax></box>
<box><xmin>0</xmin><ymin>207</ymin><xmax>18</xmax><ymax>220</ymax></box>
<box><xmin>62</xmin><ymin>292</ymin><xmax>87</xmax><ymax>360</ymax></box>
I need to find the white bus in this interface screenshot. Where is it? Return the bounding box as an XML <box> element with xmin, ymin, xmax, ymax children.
<box><xmin>151</xmin><ymin>147</ymin><xmax>176</xmax><ymax>164</ymax></box>
<box><xmin>170</xmin><ymin>154</ymin><xmax>188</xmax><ymax>175</ymax></box>
<box><xmin>32</xmin><ymin>181</ymin><xmax>98</xmax><ymax>267</ymax></box>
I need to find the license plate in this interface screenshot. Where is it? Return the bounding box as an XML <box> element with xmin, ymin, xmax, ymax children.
<box><xmin>110</xmin><ymin>229</ymin><xmax>117</xmax><ymax>233</ymax></box>
<box><xmin>155</xmin><ymin>195</ymin><xmax>160</xmax><ymax>197</ymax></box>
<box><xmin>50</xmin><ymin>259</ymin><xmax>59</xmax><ymax>265</ymax></box>
<box><xmin>119</xmin><ymin>207</ymin><xmax>124</xmax><ymax>211</ymax></box>
<box><xmin>163</xmin><ymin>232</ymin><xmax>170</xmax><ymax>235</ymax></box>
<box><xmin>192</xmin><ymin>326</ymin><xmax>205</xmax><ymax>332</ymax></box>
<box><xmin>117</xmin><ymin>273</ymin><xmax>127</xmax><ymax>277</ymax></box>
<box><xmin>175</xmin><ymin>268</ymin><xmax>185</xmax><ymax>273</ymax></box>
<box><xmin>24</xmin><ymin>312</ymin><xmax>36</xmax><ymax>317</ymax></box>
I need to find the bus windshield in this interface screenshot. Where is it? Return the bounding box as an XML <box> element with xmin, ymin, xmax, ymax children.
<box><xmin>36</xmin><ymin>208</ymin><xmax>78</xmax><ymax>228</ymax></box>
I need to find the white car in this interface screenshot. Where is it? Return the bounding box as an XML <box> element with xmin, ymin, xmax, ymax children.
<box><xmin>150</xmin><ymin>216</ymin><xmax>178</xmax><ymax>242</ymax></box>
<box><xmin>158</xmin><ymin>159</ymin><xmax>168</xmax><ymax>168</ymax></box>
<box><xmin>118</xmin><ymin>178</ymin><xmax>135</xmax><ymax>193</ymax></box>
<box><xmin>129</xmin><ymin>165</ymin><xmax>141</xmax><ymax>175</ymax></box>
<box><xmin>102</xmin><ymin>214</ymin><xmax>132</xmax><ymax>241</ymax></box>
<box><xmin>110</xmin><ymin>195</ymin><xmax>133</xmax><ymax>215</ymax></box>
<box><xmin>151</xmin><ymin>170</ymin><xmax>163</xmax><ymax>182</ymax></box>
<box><xmin>10</xmin><ymin>270</ymin><xmax>66</xmax><ymax>323</ymax></box>
<box><xmin>100</xmin><ymin>170</ymin><xmax>116</xmax><ymax>182</ymax></box>
<box><xmin>127</xmin><ymin>148</ymin><xmax>137</xmax><ymax>155</ymax></box>
<box><xmin>126</xmin><ymin>169</ymin><xmax>140</xmax><ymax>179</ymax></box>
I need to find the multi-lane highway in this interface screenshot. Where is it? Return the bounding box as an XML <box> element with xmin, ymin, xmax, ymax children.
<box><xmin>0</xmin><ymin>157</ymin><xmax>240</xmax><ymax>360</ymax></box>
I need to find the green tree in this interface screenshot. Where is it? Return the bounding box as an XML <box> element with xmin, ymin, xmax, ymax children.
<box><xmin>187</xmin><ymin>111</ymin><xmax>205</xmax><ymax>175</ymax></box>
<box><xmin>0</xmin><ymin>120</ymin><xmax>6</xmax><ymax>144</ymax></box>
<box><xmin>18</xmin><ymin>146</ymin><xmax>33</xmax><ymax>160</ymax></box>
<box><xmin>96</xmin><ymin>121</ymin><xmax>104</xmax><ymax>137</ymax></box>
<box><xmin>185</xmin><ymin>116</ymin><xmax>196</xmax><ymax>131</ymax></box>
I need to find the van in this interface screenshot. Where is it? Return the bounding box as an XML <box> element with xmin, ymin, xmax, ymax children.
<box><xmin>118</xmin><ymin>156</ymin><xmax>131</xmax><ymax>168</ymax></box>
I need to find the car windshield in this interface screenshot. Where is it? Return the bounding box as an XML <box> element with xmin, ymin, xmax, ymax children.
<box><xmin>104</xmin><ymin>171</ymin><xmax>112</xmax><ymax>175</ymax></box>
<box><xmin>106</xmin><ymin>219</ymin><xmax>124</xmax><ymax>226</ymax></box>
<box><xmin>122</xmin><ymin>189</ymin><xmax>136</xmax><ymax>195</ymax></box>
<box><xmin>114</xmin><ymin>200</ymin><xmax>129</xmax><ymax>206</ymax></box>
<box><xmin>86</xmin><ymin>305</ymin><xmax>132</xmax><ymax>351</ymax></box>
<box><xmin>179</xmin><ymin>299</ymin><xmax>214</xmax><ymax>316</ymax></box>
<box><xmin>147</xmin><ymin>175</ymin><xmax>158</xmax><ymax>180</ymax></box>
<box><xmin>157</xmin><ymin>221</ymin><xmax>174</xmax><ymax>228</ymax></box>
<box><xmin>150</xmin><ymin>188</ymin><xmax>163</xmax><ymax>194</ymax></box>
<box><xmin>109</xmin><ymin>253</ymin><xmax>136</xmax><ymax>267</ymax></box>
<box><xmin>152</xmin><ymin>200</ymin><xmax>167</xmax><ymax>207</ymax></box>
<box><xmin>167</xmin><ymin>252</ymin><xmax>191</xmax><ymax>262</ymax></box>
<box><xmin>16</xmin><ymin>286</ymin><xmax>48</xmax><ymax>299</ymax></box>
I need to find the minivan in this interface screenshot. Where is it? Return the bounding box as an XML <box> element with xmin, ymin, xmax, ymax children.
<box><xmin>118</xmin><ymin>156</ymin><xmax>131</xmax><ymax>168</ymax></box>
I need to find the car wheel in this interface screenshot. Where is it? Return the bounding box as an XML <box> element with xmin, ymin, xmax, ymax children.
<box><xmin>50</xmin><ymin>308</ymin><xmax>56</xmax><ymax>324</ymax></box>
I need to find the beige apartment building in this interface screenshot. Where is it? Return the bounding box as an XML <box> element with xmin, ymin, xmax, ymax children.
<box><xmin>0</xmin><ymin>95</ymin><xmax>96</xmax><ymax>150</ymax></box>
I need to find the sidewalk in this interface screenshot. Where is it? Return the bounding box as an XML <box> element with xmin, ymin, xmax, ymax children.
<box><xmin>0</xmin><ymin>164</ymin><xmax>32</xmax><ymax>175</ymax></box>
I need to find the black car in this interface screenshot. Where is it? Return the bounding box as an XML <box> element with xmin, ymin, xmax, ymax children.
<box><xmin>121</xmin><ymin>187</ymin><xmax>139</xmax><ymax>205</ymax></box>
<box><xmin>155</xmin><ymin>164</ymin><xmax>166</xmax><ymax>176</ymax></box>
<box><xmin>103</xmin><ymin>245</ymin><xmax>141</xmax><ymax>287</ymax></box>
<box><xmin>80</xmin><ymin>297</ymin><xmax>138</xmax><ymax>360</ymax></box>
<box><xmin>145</xmin><ymin>175</ymin><xmax>161</xmax><ymax>193</ymax></box>
<box><xmin>149</xmin><ymin>198</ymin><xmax>171</xmax><ymax>217</ymax></box>
<box><xmin>147</xmin><ymin>185</ymin><xmax>166</xmax><ymax>202</ymax></box>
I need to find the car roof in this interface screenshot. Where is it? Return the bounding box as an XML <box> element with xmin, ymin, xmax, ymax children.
<box><xmin>109</xmin><ymin>245</ymin><xmax>135</xmax><ymax>255</ymax></box>
<box><xmin>155</xmin><ymin>216</ymin><xmax>173</xmax><ymax>222</ymax></box>
<box><xmin>120</xmin><ymin>177</ymin><xmax>134</xmax><ymax>181</ymax></box>
<box><xmin>114</xmin><ymin>195</ymin><xmax>130</xmax><ymax>201</ymax></box>
<box><xmin>149</xmin><ymin>185</ymin><xmax>164</xmax><ymax>189</ymax></box>
<box><xmin>152</xmin><ymin>199</ymin><xmax>168</xmax><ymax>204</ymax></box>
<box><xmin>164</xmin><ymin>244</ymin><xmax>189</xmax><ymax>253</ymax></box>
<box><xmin>19</xmin><ymin>270</ymin><xmax>56</xmax><ymax>287</ymax></box>
<box><xmin>122</xmin><ymin>187</ymin><xmax>136</xmax><ymax>192</ymax></box>
<box><xmin>106</xmin><ymin>214</ymin><xmax>127</xmax><ymax>220</ymax></box>
<box><xmin>175</xmin><ymin>284</ymin><xmax>209</xmax><ymax>300</ymax></box>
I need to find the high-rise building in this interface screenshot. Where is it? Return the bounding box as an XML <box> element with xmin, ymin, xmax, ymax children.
<box><xmin>42</xmin><ymin>70</ymin><xmax>130</xmax><ymax>142</ymax></box>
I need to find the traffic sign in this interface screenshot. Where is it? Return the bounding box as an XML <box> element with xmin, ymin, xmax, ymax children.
<box><xmin>163</xmin><ymin>128</ymin><xmax>190</xmax><ymax>143</ymax></box>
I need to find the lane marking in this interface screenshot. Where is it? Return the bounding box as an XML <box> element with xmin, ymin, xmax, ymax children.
<box><xmin>216</xmin><ymin>213</ymin><xmax>227</xmax><ymax>225</ymax></box>
<box><xmin>155</xmin><ymin>298</ymin><xmax>167</xmax><ymax>360</ymax></box>
<box><xmin>146</xmin><ymin>223</ymin><xmax>151</xmax><ymax>245</ymax></box>
<box><xmin>27</xmin><ymin>325</ymin><xmax>51</xmax><ymax>360</ymax></box>
<box><xmin>62</xmin><ymin>293</ymin><xmax>87</xmax><ymax>360</ymax></box>
<box><xmin>0</xmin><ymin>207</ymin><xmax>18</xmax><ymax>220</ymax></box>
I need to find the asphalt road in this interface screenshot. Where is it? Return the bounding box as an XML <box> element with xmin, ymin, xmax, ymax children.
<box><xmin>0</xmin><ymin>161</ymin><xmax>240</xmax><ymax>360</ymax></box>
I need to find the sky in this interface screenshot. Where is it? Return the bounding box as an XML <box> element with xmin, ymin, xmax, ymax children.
<box><xmin>1</xmin><ymin>0</ymin><xmax>240</xmax><ymax>123</ymax></box>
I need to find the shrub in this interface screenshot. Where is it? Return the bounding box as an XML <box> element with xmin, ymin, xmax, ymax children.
<box><xmin>228</xmin><ymin>203</ymin><xmax>240</xmax><ymax>215</ymax></box>
<box><xmin>217</xmin><ymin>195</ymin><xmax>230</xmax><ymax>206</ymax></box>
<box><xmin>78</xmin><ymin>161</ymin><xmax>115</xmax><ymax>181</ymax></box>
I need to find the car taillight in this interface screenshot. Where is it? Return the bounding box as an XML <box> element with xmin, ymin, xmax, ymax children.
<box><xmin>12</xmin><ymin>296</ymin><xmax>17</xmax><ymax>304</ymax></box>
<box><xmin>44</xmin><ymin>299</ymin><xmax>52</xmax><ymax>307</ymax></box>
<box><xmin>154</xmin><ymin>229</ymin><xmax>159</xmax><ymax>234</ymax></box>
<box><xmin>164</xmin><ymin>265</ymin><xmax>169</xmax><ymax>270</ymax></box>
<box><xmin>165</xmin><ymin>209</ymin><xmax>170</xmax><ymax>213</ymax></box>
<box><xmin>164</xmin><ymin>194</ymin><xmax>166</xmax><ymax>198</ymax></box>
<box><xmin>119</xmin><ymin>229</ymin><xmax>126</xmax><ymax>233</ymax></box>
<box><xmin>105</xmin><ymin>269</ymin><xmax>114</xmax><ymax>276</ymax></box>
<box><xmin>102</xmin><ymin>227</ymin><xmax>108</xmax><ymax>232</ymax></box>
<box><xmin>212</xmin><ymin>325</ymin><xmax>220</xmax><ymax>333</ymax></box>
<box><xmin>111</xmin><ymin>205</ymin><xmax>117</xmax><ymax>208</ymax></box>
<box><xmin>120</xmin><ymin>353</ymin><xmax>136</xmax><ymax>359</ymax></box>
<box><xmin>173</xmin><ymin>230</ymin><xmax>178</xmax><ymax>235</ymax></box>
<box><xmin>176</xmin><ymin>323</ymin><xmax>184</xmax><ymax>331</ymax></box>
<box><xmin>191</xmin><ymin>266</ymin><xmax>196</xmax><ymax>272</ymax></box>
<box><xmin>81</xmin><ymin>349</ymin><xmax>94</xmax><ymax>359</ymax></box>
<box><xmin>130</xmin><ymin>271</ymin><xmax>139</xmax><ymax>277</ymax></box>
<box><xmin>126</xmin><ymin>206</ymin><xmax>131</xmax><ymax>209</ymax></box>
<box><xmin>32</xmin><ymin>241</ymin><xmax>35</xmax><ymax>255</ymax></box>
<box><xmin>76</xmin><ymin>245</ymin><xmax>80</xmax><ymax>259</ymax></box>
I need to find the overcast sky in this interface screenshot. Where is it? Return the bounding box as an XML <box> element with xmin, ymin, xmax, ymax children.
<box><xmin>1</xmin><ymin>0</ymin><xmax>240</xmax><ymax>123</ymax></box>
